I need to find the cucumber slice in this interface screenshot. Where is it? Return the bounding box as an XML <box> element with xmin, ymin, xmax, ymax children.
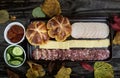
<box><xmin>12</xmin><ymin>47</ymin><xmax>23</xmax><ymax>56</ymax></box>
<box><xmin>9</xmin><ymin>60</ymin><xmax>21</xmax><ymax>66</ymax></box>
<box><xmin>14</xmin><ymin>57</ymin><xmax>23</xmax><ymax>62</ymax></box>
<box><xmin>7</xmin><ymin>46</ymin><xmax>14</xmax><ymax>54</ymax></box>
<box><xmin>6</xmin><ymin>53</ymin><xmax>11</xmax><ymax>61</ymax></box>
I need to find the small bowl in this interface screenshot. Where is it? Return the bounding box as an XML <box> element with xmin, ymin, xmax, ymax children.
<box><xmin>4</xmin><ymin>45</ymin><xmax>26</xmax><ymax>68</ymax></box>
<box><xmin>4</xmin><ymin>22</ymin><xmax>25</xmax><ymax>45</ymax></box>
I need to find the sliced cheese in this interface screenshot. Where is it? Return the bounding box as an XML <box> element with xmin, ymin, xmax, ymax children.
<box><xmin>69</xmin><ymin>39</ymin><xmax>110</xmax><ymax>48</ymax></box>
<box><xmin>39</xmin><ymin>40</ymin><xmax>69</xmax><ymax>49</ymax></box>
<box><xmin>39</xmin><ymin>39</ymin><xmax>110</xmax><ymax>49</ymax></box>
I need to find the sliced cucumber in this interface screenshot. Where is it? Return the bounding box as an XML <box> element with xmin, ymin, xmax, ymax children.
<box><xmin>6</xmin><ymin>46</ymin><xmax>25</xmax><ymax>66</ymax></box>
<box><xmin>14</xmin><ymin>57</ymin><xmax>23</xmax><ymax>62</ymax></box>
<box><xmin>6</xmin><ymin>53</ymin><xmax>11</xmax><ymax>61</ymax></box>
<box><xmin>12</xmin><ymin>47</ymin><xmax>23</xmax><ymax>56</ymax></box>
<box><xmin>7</xmin><ymin>46</ymin><xmax>14</xmax><ymax>54</ymax></box>
<box><xmin>9</xmin><ymin>60</ymin><xmax>21</xmax><ymax>66</ymax></box>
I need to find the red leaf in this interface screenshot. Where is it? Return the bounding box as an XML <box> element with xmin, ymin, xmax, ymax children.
<box><xmin>114</xmin><ymin>16</ymin><xmax>120</xmax><ymax>23</ymax></box>
<box><xmin>111</xmin><ymin>23</ymin><xmax>120</xmax><ymax>31</ymax></box>
<box><xmin>80</xmin><ymin>62</ymin><xmax>93</xmax><ymax>72</ymax></box>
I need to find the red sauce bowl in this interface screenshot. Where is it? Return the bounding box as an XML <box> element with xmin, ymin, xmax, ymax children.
<box><xmin>4</xmin><ymin>22</ymin><xmax>25</xmax><ymax>44</ymax></box>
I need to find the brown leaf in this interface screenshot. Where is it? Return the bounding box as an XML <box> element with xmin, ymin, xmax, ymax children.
<box><xmin>7</xmin><ymin>69</ymin><xmax>20</xmax><ymax>78</ymax></box>
<box><xmin>48</xmin><ymin>62</ymin><xmax>55</xmax><ymax>73</ymax></box>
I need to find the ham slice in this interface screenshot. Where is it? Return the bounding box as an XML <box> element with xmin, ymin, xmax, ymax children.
<box><xmin>71</xmin><ymin>22</ymin><xmax>109</xmax><ymax>39</ymax></box>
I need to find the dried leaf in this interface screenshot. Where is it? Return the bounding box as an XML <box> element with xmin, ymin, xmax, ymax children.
<box><xmin>32</xmin><ymin>7</ymin><xmax>46</xmax><ymax>18</ymax></box>
<box><xmin>10</xmin><ymin>15</ymin><xmax>16</xmax><ymax>21</ymax></box>
<box><xmin>7</xmin><ymin>69</ymin><xmax>20</xmax><ymax>78</ymax></box>
<box><xmin>94</xmin><ymin>62</ymin><xmax>114</xmax><ymax>78</ymax></box>
<box><xmin>113</xmin><ymin>31</ymin><xmax>120</xmax><ymax>45</ymax></box>
<box><xmin>55</xmin><ymin>66</ymin><xmax>72</xmax><ymax>78</ymax></box>
<box><xmin>114</xmin><ymin>16</ymin><xmax>120</xmax><ymax>24</ymax></box>
<box><xmin>0</xmin><ymin>10</ymin><xmax>9</xmax><ymax>23</ymax></box>
<box><xmin>80</xmin><ymin>62</ymin><xmax>93</xmax><ymax>72</ymax></box>
<box><xmin>48</xmin><ymin>62</ymin><xmax>55</xmax><ymax>73</ymax></box>
<box><xmin>111</xmin><ymin>16</ymin><xmax>120</xmax><ymax>31</ymax></box>
<box><xmin>41</xmin><ymin>0</ymin><xmax>61</xmax><ymax>17</ymax></box>
<box><xmin>26</xmin><ymin>61</ymin><xmax>45</xmax><ymax>78</ymax></box>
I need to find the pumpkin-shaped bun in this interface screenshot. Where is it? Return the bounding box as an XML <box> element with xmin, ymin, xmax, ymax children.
<box><xmin>26</xmin><ymin>21</ymin><xmax>49</xmax><ymax>46</ymax></box>
<box><xmin>47</xmin><ymin>15</ymin><xmax>71</xmax><ymax>41</ymax></box>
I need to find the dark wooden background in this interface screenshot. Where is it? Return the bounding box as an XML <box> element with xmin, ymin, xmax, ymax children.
<box><xmin>0</xmin><ymin>0</ymin><xmax>120</xmax><ymax>78</ymax></box>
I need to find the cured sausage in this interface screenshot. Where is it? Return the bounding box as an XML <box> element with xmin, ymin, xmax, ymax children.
<box><xmin>32</xmin><ymin>48</ymin><xmax>110</xmax><ymax>61</ymax></box>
